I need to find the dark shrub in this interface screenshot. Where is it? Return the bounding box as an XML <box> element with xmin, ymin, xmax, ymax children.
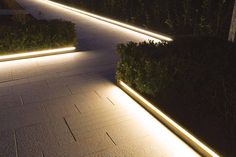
<box><xmin>116</xmin><ymin>37</ymin><xmax>236</xmax><ymax>156</ymax></box>
<box><xmin>0</xmin><ymin>19</ymin><xmax>76</xmax><ymax>54</ymax></box>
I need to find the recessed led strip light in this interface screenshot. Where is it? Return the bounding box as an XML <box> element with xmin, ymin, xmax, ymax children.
<box><xmin>119</xmin><ymin>80</ymin><xmax>220</xmax><ymax>157</ymax></box>
<box><xmin>0</xmin><ymin>47</ymin><xmax>76</xmax><ymax>62</ymax></box>
<box><xmin>38</xmin><ymin>0</ymin><xmax>173</xmax><ymax>42</ymax></box>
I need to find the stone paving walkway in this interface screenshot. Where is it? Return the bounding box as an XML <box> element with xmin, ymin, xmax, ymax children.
<box><xmin>0</xmin><ymin>0</ymin><xmax>200</xmax><ymax>156</ymax></box>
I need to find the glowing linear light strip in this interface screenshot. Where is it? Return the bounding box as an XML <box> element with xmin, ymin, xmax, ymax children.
<box><xmin>0</xmin><ymin>47</ymin><xmax>76</xmax><ymax>62</ymax></box>
<box><xmin>119</xmin><ymin>80</ymin><xmax>220</xmax><ymax>157</ymax></box>
<box><xmin>35</xmin><ymin>0</ymin><xmax>215</xmax><ymax>156</ymax></box>
<box><xmin>38</xmin><ymin>0</ymin><xmax>173</xmax><ymax>42</ymax></box>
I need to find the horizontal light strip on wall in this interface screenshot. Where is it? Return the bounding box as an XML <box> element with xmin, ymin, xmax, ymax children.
<box><xmin>0</xmin><ymin>47</ymin><xmax>76</xmax><ymax>62</ymax></box>
<box><xmin>118</xmin><ymin>80</ymin><xmax>220</xmax><ymax>157</ymax></box>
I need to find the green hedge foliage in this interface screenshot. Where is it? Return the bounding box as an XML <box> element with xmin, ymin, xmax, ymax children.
<box><xmin>53</xmin><ymin>0</ymin><xmax>234</xmax><ymax>39</ymax></box>
<box><xmin>0</xmin><ymin>19</ymin><xmax>76</xmax><ymax>55</ymax></box>
<box><xmin>116</xmin><ymin>37</ymin><xmax>236</xmax><ymax>156</ymax></box>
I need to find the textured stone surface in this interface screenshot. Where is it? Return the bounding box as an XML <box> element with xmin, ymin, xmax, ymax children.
<box><xmin>0</xmin><ymin>130</ymin><xmax>16</xmax><ymax>157</ymax></box>
<box><xmin>0</xmin><ymin>0</ymin><xmax>201</xmax><ymax>156</ymax></box>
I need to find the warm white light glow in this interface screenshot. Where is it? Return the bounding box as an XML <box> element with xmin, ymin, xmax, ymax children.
<box><xmin>0</xmin><ymin>47</ymin><xmax>76</xmax><ymax>62</ymax></box>
<box><xmin>38</xmin><ymin>0</ymin><xmax>173</xmax><ymax>42</ymax></box>
<box><xmin>33</xmin><ymin>0</ymin><xmax>216</xmax><ymax>156</ymax></box>
<box><xmin>119</xmin><ymin>80</ymin><xmax>220</xmax><ymax>157</ymax></box>
<box><xmin>104</xmin><ymin>83</ymin><xmax>200</xmax><ymax>157</ymax></box>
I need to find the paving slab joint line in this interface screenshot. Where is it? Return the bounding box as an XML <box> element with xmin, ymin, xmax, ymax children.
<box><xmin>94</xmin><ymin>90</ymin><xmax>102</xmax><ymax>98</ymax></box>
<box><xmin>74</xmin><ymin>104</ymin><xmax>81</xmax><ymax>113</ymax></box>
<box><xmin>0</xmin><ymin>78</ymin><xmax>25</xmax><ymax>85</ymax></box>
<box><xmin>19</xmin><ymin>95</ymin><xmax>24</xmax><ymax>106</ymax></box>
<box><xmin>106</xmin><ymin>97</ymin><xmax>116</xmax><ymax>106</ymax></box>
<box><xmin>106</xmin><ymin>132</ymin><xmax>116</xmax><ymax>146</ymax></box>
<box><xmin>63</xmin><ymin>117</ymin><xmax>77</xmax><ymax>142</ymax></box>
<box><xmin>42</xmin><ymin>151</ymin><xmax>45</xmax><ymax>157</ymax></box>
<box><xmin>13</xmin><ymin>129</ymin><xmax>19</xmax><ymax>157</ymax></box>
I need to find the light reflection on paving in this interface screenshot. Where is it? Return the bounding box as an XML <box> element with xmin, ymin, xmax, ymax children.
<box><xmin>0</xmin><ymin>63</ymin><xmax>200</xmax><ymax>157</ymax></box>
<box><xmin>0</xmin><ymin>0</ymin><xmax>200</xmax><ymax>156</ymax></box>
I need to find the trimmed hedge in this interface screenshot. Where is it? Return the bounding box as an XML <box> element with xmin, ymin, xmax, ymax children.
<box><xmin>53</xmin><ymin>0</ymin><xmax>234</xmax><ymax>40</ymax></box>
<box><xmin>116</xmin><ymin>37</ymin><xmax>236</xmax><ymax>156</ymax></box>
<box><xmin>0</xmin><ymin>18</ymin><xmax>76</xmax><ymax>55</ymax></box>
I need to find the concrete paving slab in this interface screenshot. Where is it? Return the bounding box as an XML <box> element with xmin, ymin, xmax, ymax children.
<box><xmin>0</xmin><ymin>0</ymin><xmax>202</xmax><ymax>156</ymax></box>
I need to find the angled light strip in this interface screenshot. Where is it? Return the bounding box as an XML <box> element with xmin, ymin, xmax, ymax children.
<box><xmin>119</xmin><ymin>80</ymin><xmax>220</xmax><ymax>157</ymax></box>
<box><xmin>0</xmin><ymin>47</ymin><xmax>76</xmax><ymax>62</ymax></box>
<box><xmin>38</xmin><ymin>0</ymin><xmax>173</xmax><ymax>42</ymax></box>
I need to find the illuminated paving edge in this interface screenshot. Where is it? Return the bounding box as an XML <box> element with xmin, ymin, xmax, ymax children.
<box><xmin>0</xmin><ymin>47</ymin><xmax>76</xmax><ymax>62</ymax></box>
<box><xmin>118</xmin><ymin>80</ymin><xmax>221</xmax><ymax>157</ymax></box>
<box><xmin>38</xmin><ymin>0</ymin><xmax>173</xmax><ymax>42</ymax></box>
<box><xmin>24</xmin><ymin>0</ymin><xmax>219</xmax><ymax>156</ymax></box>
